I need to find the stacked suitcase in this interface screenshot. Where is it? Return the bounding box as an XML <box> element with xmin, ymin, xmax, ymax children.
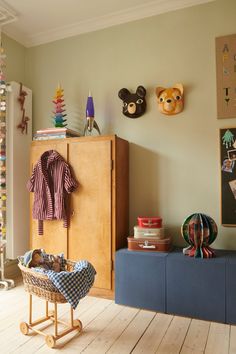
<box><xmin>127</xmin><ymin>216</ymin><xmax>172</xmax><ymax>252</ymax></box>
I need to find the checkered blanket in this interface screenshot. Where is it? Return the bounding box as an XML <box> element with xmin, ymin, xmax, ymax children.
<box><xmin>47</xmin><ymin>260</ymin><xmax>96</xmax><ymax>309</ymax></box>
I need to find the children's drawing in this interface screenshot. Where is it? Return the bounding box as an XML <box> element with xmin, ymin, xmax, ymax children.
<box><xmin>222</xmin><ymin>129</ymin><xmax>234</xmax><ymax>148</ymax></box>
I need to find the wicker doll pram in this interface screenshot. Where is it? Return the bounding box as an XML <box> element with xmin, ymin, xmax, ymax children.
<box><xmin>18</xmin><ymin>260</ymin><xmax>83</xmax><ymax>348</ymax></box>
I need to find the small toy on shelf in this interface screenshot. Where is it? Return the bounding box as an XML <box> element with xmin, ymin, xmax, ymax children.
<box><xmin>84</xmin><ymin>92</ymin><xmax>101</xmax><ymax>135</ymax></box>
<box><xmin>52</xmin><ymin>84</ymin><xmax>67</xmax><ymax>128</ymax></box>
<box><xmin>181</xmin><ymin>213</ymin><xmax>218</xmax><ymax>258</ymax></box>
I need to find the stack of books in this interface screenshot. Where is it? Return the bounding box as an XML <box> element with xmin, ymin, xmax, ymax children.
<box><xmin>33</xmin><ymin>128</ymin><xmax>80</xmax><ymax>141</ymax></box>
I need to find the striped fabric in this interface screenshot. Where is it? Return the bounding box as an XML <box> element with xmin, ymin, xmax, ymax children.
<box><xmin>27</xmin><ymin>150</ymin><xmax>78</xmax><ymax>235</ymax></box>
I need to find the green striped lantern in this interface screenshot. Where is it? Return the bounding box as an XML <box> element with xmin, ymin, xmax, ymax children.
<box><xmin>181</xmin><ymin>213</ymin><xmax>218</xmax><ymax>258</ymax></box>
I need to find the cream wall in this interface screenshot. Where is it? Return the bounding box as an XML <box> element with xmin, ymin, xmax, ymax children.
<box><xmin>24</xmin><ymin>0</ymin><xmax>236</xmax><ymax>249</ymax></box>
<box><xmin>3</xmin><ymin>33</ymin><xmax>26</xmax><ymax>83</ymax></box>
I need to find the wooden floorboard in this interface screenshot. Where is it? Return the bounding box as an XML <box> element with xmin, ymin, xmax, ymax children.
<box><xmin>55</xmin><ymin>302</ymin><xmax>122</xmax><ymax>352</ymax></box>
<box><xmin>82</xmin><ymin>305</ymin><xmax>139</xmax><ymax>354</ymax></box>
<box><xmin>106</xmin><ymin>309</ymin><xmax>155</xmax><ymax>354</ymax></box>
<box><xmin>132</xmin><ymin>313</ymin><xmax>173</xmax><ymax>353</ymax></box>
<box><xmin>1</xmin><ymin>282</ymin><xmax>236</xmax><ymax>353</ymax></box>
<box><xmin>156</xmin><ymin>316</ymin><xmax>191</xmax><ymax>354</ymax></box>
<box><xmin>229</xmin><ymin>326</ymin><xmax>236</xmax><ymax>354</ymax></box>
<box><xmin>180</xmin><ymin>319</ymin><xmax>210</xmax><ymax>354</ymax></box>
<box><xmin>205</xmin><ymin>322</ymin><xmax>230</xmax><ymax>354</ymax></box>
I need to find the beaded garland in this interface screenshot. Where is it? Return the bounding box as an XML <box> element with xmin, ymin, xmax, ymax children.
<box><xmin>0</xmin><ymin>44</ymin><xmax>7</xmax><ymax>243</ymax></box>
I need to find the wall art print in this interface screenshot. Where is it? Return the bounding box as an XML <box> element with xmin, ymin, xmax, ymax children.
<box><xmin>220</xmin><ymin>127</ymin><xmax>236</xmax><ymax>226</ymax></box>
<box><xmin>216</xmin><ymin>34</ymin><xmax>236</xmax><ymax>119</ymax></box>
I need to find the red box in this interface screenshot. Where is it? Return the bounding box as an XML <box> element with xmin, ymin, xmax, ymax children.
<box><xmin>137</xmin><ymin>217</ymin><xmax>162</xmax><ymax>228</ymax></box>
<box><xmin>127</xmin><ymin>237</ymin><xmax>172</xmax><ymax>252</ymax></box>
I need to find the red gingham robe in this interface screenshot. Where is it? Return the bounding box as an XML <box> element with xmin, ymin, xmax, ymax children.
<box><xmin>27</xmin><ymin>150</ymin><xmax>78</xmax><ymax>235</ymax></box>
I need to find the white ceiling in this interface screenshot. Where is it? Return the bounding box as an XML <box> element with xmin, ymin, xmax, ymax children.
<box><xmin>1</xmin><ymin>0</ymin><xmax>214</xmax><ymax>47</ymax></box>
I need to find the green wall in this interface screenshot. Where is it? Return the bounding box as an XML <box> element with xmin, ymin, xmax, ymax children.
<box><xmin>22</xmin><ymin>0</ymin><xmax>236</xmax><ymax>249</ymax></box>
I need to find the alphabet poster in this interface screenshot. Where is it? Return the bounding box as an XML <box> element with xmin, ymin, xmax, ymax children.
<box><xmin>216</xmin><ymin>34</ymin><xmax>236</xmax><ymax>119</ymax></box>
<box><xmin>220</xmin><ymin>128</ymin><xmax>236</xmax><ymax>226</ymax></box>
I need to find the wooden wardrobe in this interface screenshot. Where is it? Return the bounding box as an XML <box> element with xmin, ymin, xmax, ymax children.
<box><xmin>29</xmin><ymin>135</ymin><xmax>129</xmax><ymax>299</ymax></box>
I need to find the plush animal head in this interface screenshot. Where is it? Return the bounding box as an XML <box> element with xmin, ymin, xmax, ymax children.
<box><xmin>156</xmin><ymin>84</ymin><xmax>184</xmax><ymax>115</ymax></box>
<box><xmin>118</xmin><ymin>85</ymin><xmax>146</xmax><ymax>118</ymax></box>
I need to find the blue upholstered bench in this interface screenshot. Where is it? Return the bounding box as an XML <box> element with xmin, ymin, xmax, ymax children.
<box><xmin>115</xmin><ymin>249</ymin><xmax>167</xmax><ymax>312</ymax></box>
<box><xmin>166</xmin><ymin>249</ymin><xmax>226</xmax><ymax>323</ymax></box>
<box><xmin>115</xmin><ymin>248</ymin><xmax>236</xmax><ymax>324</ymax></box>
<box><xmin>226</xmin><ymin>252</ymin><xmax>236</xmax><ymax>324</ymax></box>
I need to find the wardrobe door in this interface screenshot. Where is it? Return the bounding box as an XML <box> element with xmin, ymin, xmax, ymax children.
<box><xmin>68</xmin><ymin>139</ymin><xmax>112</xmax><ymax>290</ymax></box>
<box><xmin>29</xmin><ymin>141</ymin><xmax>68</xmax><ymax>256</ymax></box>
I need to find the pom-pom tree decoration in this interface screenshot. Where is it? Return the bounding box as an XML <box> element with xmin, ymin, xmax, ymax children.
<box><xmin>181</xmin><ymin>213</ymin><xmax>218</xmax><ymax>258</ymax></box>
<box><xmin>52</xmin><ymin>84</ymin><xmax>67</xmax><ymax>128</ymax></box>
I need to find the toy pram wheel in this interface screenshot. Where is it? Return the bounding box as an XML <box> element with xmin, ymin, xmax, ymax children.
<box><xmin>46</xmin><ymin>335</ymin><xmax>56</xmax><ymax>348</ymax></box>
<box><xmin>73</xmin><ymin>319</ymin><xmax>83</xmax><ymax>331</ymax></box>
<box><xmin>20</xmin><ymin>322</ymin><xmax>29</xmax><ymax>335</ymax></box>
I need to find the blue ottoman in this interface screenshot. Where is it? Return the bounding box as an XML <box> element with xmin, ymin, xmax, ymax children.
<box><xmin>115</xmin><ymin>249</ymin><xmax>167</xmax><ymax>312</ymax></box>
<box><xmin>166</xmin><ymin>249</ymin><xmax>226</xmax><ymax>322</ymax></box>
<box><xmin>226</xmin><ymin>252</ymin><xmax>236</xmax><ymax>324</ymax></box>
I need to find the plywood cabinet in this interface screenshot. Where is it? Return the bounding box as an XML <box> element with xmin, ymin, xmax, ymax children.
<box><xmin>29</xmin><ymin>135</ymin><xmax>129</xmax><ymax>298</ymax></box>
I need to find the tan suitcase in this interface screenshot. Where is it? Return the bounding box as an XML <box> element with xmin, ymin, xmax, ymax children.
<box><xmin>134</xmin><ymin>225</ymin><xmax>164</xmax><ymax>239</ymax></box>
<box><xmin>127</xmin><ymin>236</ymin><xmax>172</xmax><ymax>252</ymax></box>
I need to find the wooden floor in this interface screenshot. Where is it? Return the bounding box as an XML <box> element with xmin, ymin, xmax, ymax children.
<box><xmin>1</xmin><ymin>281</ymin><xmax>236</xmax><ymax>354</ymax></box>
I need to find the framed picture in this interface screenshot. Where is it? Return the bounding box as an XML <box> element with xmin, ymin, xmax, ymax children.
<box><xmin>216</xmin><ymin>34</ymin><xmax>236</xmax><ymax>119</ymax></box>
<box><xmin>222</xmin><ymin>158</ymin><xmax>234</xmax><ymax>172</ymax></box>
<box><xmin>220</xmin><ymin>128</ymin><xmax>236</xmax><ymax>226</ymax></box>
<box><xmin>228</xmin><ymin>149</ymin><xmax>236</xmax><ymax>161</ymax></box>
<box><xmin>229</xmin><ymin>180</ymin><xmax>236</xmax><ymax>200</ymax></box>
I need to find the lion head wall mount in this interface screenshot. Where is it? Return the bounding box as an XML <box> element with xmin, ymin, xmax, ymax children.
<box><xmin>156</xmin><ymin>83</ymin><xmax>184</xmax><ymax>115</ymax></box>
<box><xmin>118</xmin><ymin>85</ymin><xmax>146</xmax><ymax>118</ymax></box>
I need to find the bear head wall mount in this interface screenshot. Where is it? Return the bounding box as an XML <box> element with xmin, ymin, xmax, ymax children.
<box><xmin>118</xmin><ymin>85</ymin><xmax>146</xmax><ymax>118</ymax></box>
<box><xmin>156</xmin><ymin>83</ymin><xmax>184</xmax><ymax>115</ymax></box>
